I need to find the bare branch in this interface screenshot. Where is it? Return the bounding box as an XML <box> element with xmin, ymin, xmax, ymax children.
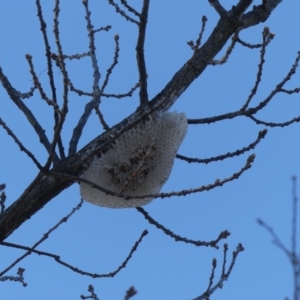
<box><xmin>25</xmin><ymin>54</ymin><xmax>61</xmax><ymax>111</ymax></box>
<box><xmin>93</xmin><ymin>24</ymin><xmax>112</xmax><ymax>34</ymax></box>
<box><xmin>51</xmin><ymin>153</ymin><xmax>255</xmax><ymax>202</ymax></box>
<box><xmin>258</xmin><ymin>176</ymin><xmax>300</xmax><ymax>299</ymax></box>
<box><xmin>0</xmin><ymin>118</ymin><xmax>43</xmax><ymax>170</ymax></box>
<box><xmin>137</xmin><ymin>207</ymin><xmax>230</xmax><ymax>248</ymax></box>
<box><xmin>188</xmin><ymin>16</ymin><xmax>208</xmax><ymax>51</ymax></box>
<box><xmin>36</xmin><ymin>0</ymin><xmax>65</xmax><ymax>160</ymax></box>
<box><xmin>120</xmin><ymin>0</ymin><xmax>140</xmax><ymax>17</ymax></box>
<box><xmin>209</xmin><ymin>31</ymin><xmax>239</xmax><ymax>65</ymax></box>
<box><xmin>177</xmin><ymin>129</ymin><xmax>267</xmax><ymax>164</ymax></box>
<box><xmin>0</xmin><ymin>200</ymin><xmax>83</xmax><ymax>277</ymax></box>
<box><xmin>1</xmin><ymin>227</ymin><xmax>147</xmax><ymax>279</ymax></box>
<box><xmin>103</xmin><ymin>82</ymin><xmax>140</xmax><ymax>98</ymax></box>
<box><xmin>192</xmin><ymin>243</ymin><xmax>244</xmax><ymax>300</ymax></box>
<box><xmin>257</xmin><ymin>218</ymin><xmax>290</xmax><ymax>258</ymax></box>
<box><xmin>81</xmin><ymin>285</ymin><xmax>99</xmax><ymax>300</ymax></box>
<box><xmin>108</xmin><ymin>0</ymin><xmax>139</xmax><ymax>25</ymax></box>
<box><xmin>0</xmin><ymin>184</ymin><xmax>6</xmax><ymax>215</ymax></box>
<box><xmin>0</xmin><ymin>66</ymin><xmax>58</xmax><ymax>162</ymax></box>
<box><xmin>241</xmin><ymin>27</ymin><xmax>274</xmax><ymax>110</ymax></box>
<box><xmin>68</xmin><ymin>0</ymin><xmax>109</xmax><ymax>155</ymax></box>
<box><xmin>248</xmin><ymin>115</ymin><xmax>300</xmax><ymax>128</ymax></box>
<box><xmin>136</xmin><ymin>0</ymin><xmax>149</xmax><ymax>107</ymax></box>
<box><xmin>94</xmin><ymin>106</ymin><xmax>110</xmax><ymax>130</ymax></box>
<box><xmin>0</xmin><ymin>267</ymin><xmax>27</xmax><ymax>287</ymax></box>
<box><xmin>291</xmin><ymin>176</ymin><xmax>298</xmax><ymax>256</ymax></box>
<box><xmin>124</xmin><ymin>286</ymin><xmax>138</xmax><ymax>300</ymax></box>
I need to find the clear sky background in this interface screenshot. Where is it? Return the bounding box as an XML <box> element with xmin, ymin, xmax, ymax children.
<box><xmin>1</xmin><ymin>1</ymin><xmax>300</xmax><ymax>299</ymax></box>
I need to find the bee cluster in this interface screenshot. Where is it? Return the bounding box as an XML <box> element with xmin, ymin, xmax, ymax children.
<box><xmin>80</xmin><ymin>111</ymin><xmax>188</xmax><ymax>208</ymax></box>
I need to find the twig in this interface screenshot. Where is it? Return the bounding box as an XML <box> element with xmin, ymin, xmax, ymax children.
<box><xmin>209</xmin><ymin>31</ymin><xmax>239</xmax><ymax>65</ymax></box>
<box><xmin>241</xmin><ymin>27</ymin><xmax>274</xmax><ymax>110</ymax></box>
<box><xmin>136</xmin><ymin>0</ymin><xmax>149</xmax><ymax>107</ymax></box>
<box><xmin>177</xmin><ymin>129</ymin><xmax>267</xmax><ymax>164</ymax></box>
<box><xmin>108</xmin><ymin>0</ymin><xmax>139</xmax><ymax>25</ymax></box>
<box><xmin>120</xmin><ymin>0</ymin><xmax>140</xmax><ymax>17</ymax></box>
<box><xmin>68</xmin><ymin>0</ymin><xmax>105</xmax><ymax>155</ymax></box>
<box><xmin>0</xmin><ymin>66</ymin><xmax>56</xmax><ymax>161</ymax></box>
<box><xmin>137</xmin><ymin>207</ymin><xmax>230</xmax><ymax>248</ymax></box>
<box><xmin>16</xmin><ymin>85</ymin><xmax>36</xmax><ymax>99</ymax></box>
<box><xmin>0</xmin><ymin>184</ymin><xmax>6</xmax><ymax>215</ymax></box>
<box><xmin>187</xmin><ymin>16</ymin><xmax>208</xmax><ymax>52</ymax></box>
<box><xmin>51</xmin><ymin>154</ymin><xmax>255</xmax><ymax>201</ymax></box>
<box><xmin>94</xmin><ymin>106</ymin><xmax>110</xmax><ymax>130</ymax></box>
<box><xmin>247</xmin><ymin>115</ymin><xmax>300</xmax><ymax>128</ymax></box>
<box><xmin>0</xmin><ymin>267</ymin><xmax>27</xmax><ymax>287</ymax></box>
<box><xmin>192</xmin><ymin>243</ymin><xmax>244</xmax><ymax>300</ymax></box>
<box><xmin>43</xmin><ymin>0</ymin><xmax>69</xmax><ymax>168</ymax></box>
<box><xmin>0</xmin><ymin>200</ymin><xmax>83</xmax><ymax>276</ymax></box>
<box><xmin>81</xmin><ymin>285</ymin><xmax>99</xmax><ymax>300</ymax></box>
<box><xmin>0</xmin><ymin>118</ymin><xmax>43</xmax><ymax>170</ymax></box>
<box><xmin>1</xmin><ymin>229</ymin><xmax>148</xmax><ymax>279</ymax></box>
<box><xmin>36</xmin><ymin>0</ymin><xmax>65</xmax><ymax>160</ymax></box>
<box><xmin>258</xmin><ymin>176</ymin><xmax>300</xmax><ymax>300</ymax></box>
<box><xmin>124</xmin><ymin>286</ymin><xmax>138</xmax><ymax>300</ymax></box>
<box><xmin>26</xmin><ymin>54</ymin><xmax>62</xmax><ymax>114</ymax></box>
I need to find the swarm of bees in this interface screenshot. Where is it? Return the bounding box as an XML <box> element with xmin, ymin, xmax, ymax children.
<box><xmin>80</xmin><ymin>111</ymin><xmax>187</xmax><ymax>208</ymax></box>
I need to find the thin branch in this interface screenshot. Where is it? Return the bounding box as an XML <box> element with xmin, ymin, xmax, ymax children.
<box><xmin>108</xmin><ymin>0</ymin><xmax>139</xmax><ymax>25</ymax></box>
<box><xmin>0</xmin><ymin>267</ymin><xmax>27</xmax><ymax>287</ymax></box>
<box><xmin>0</xmin><ymin>184</ymin><xmax>6</xmax><ymax>215</ymax></box>
<box><xmin>136</xmin><ymin>0</ymin><xmax>149</xmax><ymax>107</ymax></box>
<box><xmin>36</xmin><ymin>0</ymin><xmax>65</xmax><ymax>160</ymax></box>
<box><xmin>81</xmin><ymin>285</ymin><xmax>99</xmax><ymax>300</ymax></box>
<box><xmin>70</xmin><ymin>81</ymin><xmax>140</xmax><ymax>98</ymax></box>
<box><xmin>124</xmin><ymin>286</ymin><xmax>138</xmax><ymax>300</ymax></box>
<box><xmin>281</xmin><ymin>87</ymin><xmax>300</xmax><ymax>95</ymax></box>
<box><xmin>93</xmin><ymin>24</ymin><xmax>112</xmax><ymax>34</ymax></box>
<box><xmin>16</xmin><ymin>85</ymin><xmax>36</xmax><ymax>99</ymax></box>
<box><xmin>101</xmin><ymin>34</ymin><xmax>120</xmax><ymax>93</ymax></box>
<box><xmin>177</xmin><ymin>129</ymin><xmax>267</xmax><ymax>164</ymax></box>
<box><xmin>1</xmin><ymin>229</ymin><xmax>148</xmax><ymax>279</ymax></box>
<box><xmin>0</xmin><ymin>66</ymin><xmax>57</xmax><ymax>161</ymax></box>
<box><xmin>291</xmin><ymin>176</ymin><xmax>298</xmax><ymax>256</ymax></box>
<box><xmin>25</xmin><ymin>54</ymin><xmax>61</xmax><ymax>110</ymax></box>
<box><xmin>257</xmin><ymin>218</ymin><xmax>291</xmax><ymax>258</ymax></box>
<box><xmin>0</xmin><ymin>200</ymin><xmax>83</xmax><ymax>277</ymax></box>
<box><xmin>258</xmin><ymin>176</ymin><xmax>300</xmax><ymax>300</ymax></box>
<box><xmin>205</xmin><ymin>258</ymin><xmax>217</xmax><ymax>296</ymax></box>
<box><xmin>120</xmin><ymin>0</ymin><xmax>140</xmax><ymax>17</ymax></box>
<box><xmin>68</xmin><ymin>0</ymin><xmax>104</xmax><ymax>155</ymax></box>
<box><xmin>241</xmin><ymin>27</ymin><xmax>274</xmax><ymax>111</ymax></box>
<box><xmin>137</xmin><ymin>207</ymin><xmax>230</xmax><ymax>248</ymax></box>
<box><xmin>247</xmin><ymin>115</ymin><xmax>300</xmax><ymax>128</ymax></box>
<box><xmin>192</xmin><ymin>243</ymin><xmax>244</xmax><ymax>300</ymax></box>
<box><xmin>0</xmin><ymin>118</ymin><xmax>43</xmax><ymax>170</ymax></box>
<box><xmin>94</xmin><ymin>106</ymin><xmax>110</xmax><ymax>130</ymax></box>
<box><xmin>187</xmin><ymin>16</ymin><xmax>208</xmax><ymax>51</ymax></box>
<box><xmin>51</xmin><ymin>154</ymin><xmax>255</xmax><ymax>201</ymax></box>
<box><xmin>209</xmin><ymin>31</ymin><xmax>239</xmax><ymax>65</ymax></box>
<box><xmin>43</xmin><ymin>0</ymin><xmax>70</xmax><ymax>168</ymax></box>
<box><xmin>236</xmin><ymin>36</ymin><xmax>263</xmax><ymax>48</ymax></box>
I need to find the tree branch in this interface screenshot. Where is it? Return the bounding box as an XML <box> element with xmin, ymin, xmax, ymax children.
<box><xmin>0</xmin><ymin>0</ymin><xmax>281</xmax><ymax>243</ymax></box>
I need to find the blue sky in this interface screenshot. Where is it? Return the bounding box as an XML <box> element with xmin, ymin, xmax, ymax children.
<box><xmin>0</xmin><ymin>1</ymin><xmax>300</xmax><ymax>299</ymax></box>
